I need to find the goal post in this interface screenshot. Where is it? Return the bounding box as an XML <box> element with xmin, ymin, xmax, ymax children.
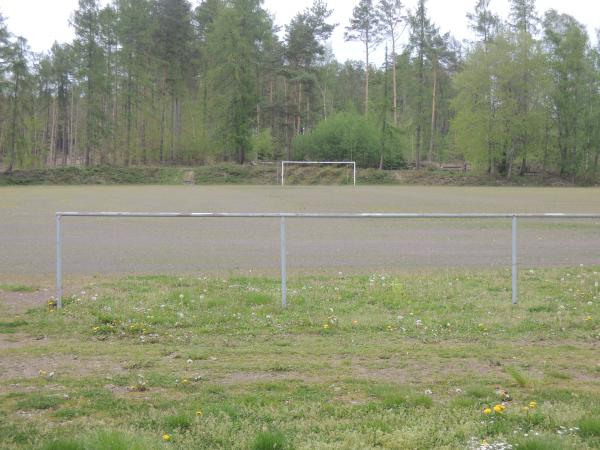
<box><xmin>281</xmin><ymin>161</ymin><xmax>356</xmax><ymax>186</ymax></box>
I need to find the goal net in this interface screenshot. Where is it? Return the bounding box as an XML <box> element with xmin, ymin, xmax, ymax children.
<box><xmin>280</xmin><ymin>161</ymin><xmax>356</xmax><ymax>186</ymax></box>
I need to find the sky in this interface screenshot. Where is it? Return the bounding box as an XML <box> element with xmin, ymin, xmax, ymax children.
<box><xmin>1</xmin><ymin>0</ymin><xmax>598</xmax><ymax>63</ymax></box>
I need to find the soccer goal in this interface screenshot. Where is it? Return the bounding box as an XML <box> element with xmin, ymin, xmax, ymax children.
<box><xmin>280</xmin><ymin>161</ymin><xmax>356</xmax><ymax>186</ymax></box>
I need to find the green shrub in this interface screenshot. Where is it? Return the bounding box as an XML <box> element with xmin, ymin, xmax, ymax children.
<box><xmin>292</xmin><ymin>112</ymin><xmax>405</xmax><ymax>169</ymax></box>
<box><xmin>251</xmin><ymin>128</ymin><xmax>275</xmax><ymax>161</ymax></box>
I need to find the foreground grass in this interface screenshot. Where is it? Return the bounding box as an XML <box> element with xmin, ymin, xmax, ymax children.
<box><xmin>0</xmin><ymin>268</ymin><xmax>599</xmax><ymax>449</ymax></box>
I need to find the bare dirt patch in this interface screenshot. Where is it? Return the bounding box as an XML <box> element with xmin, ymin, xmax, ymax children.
<box><xmin>0</xmin><ymin>288</ymin><xmax>52</xmax><ymax>315</ymax></box>
<box><xmin>0</xmin><ymin>353</ymin><xmax>126</xmax><ymax>384</ymax></box>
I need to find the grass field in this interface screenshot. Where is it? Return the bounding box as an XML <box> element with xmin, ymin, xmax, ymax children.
<box><xmin>0</xmin><ymin>268</ymin><xmax>599</xmax><ymax>449</ymax></box>
<box><xmin>1</xmin><ymin>185</ymin><xmax>599</xmax><ymax>449</ymax></box>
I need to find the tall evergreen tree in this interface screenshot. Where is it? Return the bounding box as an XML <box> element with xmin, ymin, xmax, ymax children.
<box><xmin>5</xmin><ymin>37</ymin><xmax>30</xmax><ymax>172</ymax></box>
<box><xmin>408</xmin><ymin>0</ymin><xmax>435</xmax><ymax>168</ymax></box>
<box><xmin>377</xmin><ymin>0</ymin><xmax>405</xmax><ymax>126</ymax></box>
<box><xmin>285</xmin><ymin>0</ymin><xmax>335</xmax><ymax>140</ymax></box>
<box><xmin>206</xmin><ymin>0</ymin><xmax>272</xmax><ymax>164</ymax></box>
<box><xmin>49</xmin><ymin>43</ymin><xmax>75</xmax><ymax>166</ymax></box>
<box><xmin>510</xmin><ymin>0</ymin><xmax>538</xmax><ymax>34</ymax></box>
<box><xmin>466</xmin><ymin>0</ymin><xmax>501</xmax><ymax>173</ymax></box>
<box><xmin>152</xmin><ymin>0</ymin><xmax>195</xmax><ymax>162</ymax></box>
<box><xmin>115</xmin><ymin>0</ymin><xmax>154</xmax><ymax>165</ymax></box>
<box><xmin>72</xmin><ymin>0</ymin><xmax>105</xmax><ymax>166</ymax></box>
<box><xmin>345</xmin><ymin>0</ymin><xmax>382</xmax><ymax>117</ymax></box>
<box><xmin>467</xmin><ymin>0</ymin><xmax>500</xmax><ymax>46</ymax></box>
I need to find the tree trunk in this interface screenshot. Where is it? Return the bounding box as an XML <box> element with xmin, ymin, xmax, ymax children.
<box><xmin>125</xmin><ymin>70</ymin><xmax>132</xmax><ymax>166</ymax></box>
<box><xmin>364</xmin><ymin>40</ymin><xmax>369</xmax><ymax>117</ymax></box>
<box><xmin>428</xmin><ymin>63</ymin><xmax>437</xmax><ymax>163</ymax></box>
<box><xmin>7</xmin><ymin>76</ymin><xmax>20</xmax><ymax>173</ymax></box>
<box><xmin>296</xmin><ymin>81</ymin><xmax>302</xmax><ymax>135</ymax></box>
<box><xmin>50</xmin><ymin>97</ymin><xmax>57</xmax><ymax>166</ymax></box>
<box><xmin>506</xmin><ymin>146</ymin><xmax>515</xmax><ymax>180</ymax></box>
<box><xmin>392</xmin><ymin>41</ymin><xmax>398</xmax><ymax>126</ymax></box>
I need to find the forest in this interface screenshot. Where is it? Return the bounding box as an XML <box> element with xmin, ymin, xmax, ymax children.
<box><xmin>0</xmin><ymin>0</ymin><xmax>599</xmax><ymax>181</ymax></box>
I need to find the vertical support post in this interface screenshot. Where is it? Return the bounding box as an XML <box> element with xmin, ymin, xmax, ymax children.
<box><xmin>353</xmin><ymin>163</ymin><xmax>356</xmax><ymax>186</ymax></box>
<box><xmin>56</xmin><ymin>214</ymin><xmax>63</xmax><ymax>309</ymax></box>
<box><xmin>280</xmin><ymin>217</ymin><xmax>287</xmax><ymax>308</ymax></box>
<box><xmin>281</xmin><ymin>161</ymin><xmax>285</xmax><ymax>186</ymax></box>
<box><xmin>512</xmin><ymin>215</ymin><xmax>518</xmax><ymax>305</ymax></box>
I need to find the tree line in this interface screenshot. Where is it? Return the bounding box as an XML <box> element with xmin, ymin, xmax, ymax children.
<box><xmin>0</xmin><ymin>0</ymin><xmax>599</xmax><ymax>181</ymax></box>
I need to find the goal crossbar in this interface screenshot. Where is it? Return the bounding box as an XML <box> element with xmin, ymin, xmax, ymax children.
<box><xmin>281</xmin><ymin>161</ymin><xmax>356</xmax><ymax>186</ymax></box>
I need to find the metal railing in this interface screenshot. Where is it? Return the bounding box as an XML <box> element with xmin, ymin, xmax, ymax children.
<box><xmin>55</xmin><ymin>212</ymin><xmax>600</xmax><ymax>308</ymax></box>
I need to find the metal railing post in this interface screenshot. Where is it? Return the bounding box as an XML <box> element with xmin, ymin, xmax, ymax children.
<box><xmin>56</xmin><ymin>214</ymin><xmax>63</xmax><ymax>308</ymax></box>
<box><xmin>280</xmin><ymin>217</ymin><xmax>287</xmax><ymax>308</ymax></box>
<box><xmin>281</xmin><ymin>161</ymin><xmax>285</xmax><ymax>186</ymax></box>
<box><xmin>512</xmin><ymin>215</ymin><xmax>518</xmax><ymax>305</ymax></box>
<box><xmin>353</xmin><ymin>163</ymin><xmax>356</xmax><ymax>187</ymax></box>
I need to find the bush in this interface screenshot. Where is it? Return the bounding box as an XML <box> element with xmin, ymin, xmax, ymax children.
<box><xmin>251</xmin><ymin>128</ymin><xmax>275</xmax><ymax>161</ymax></box>
<box><xmin>292</xmin><ymin>112</ymin><xmax>405</xmax><ymax>169</ymax></box>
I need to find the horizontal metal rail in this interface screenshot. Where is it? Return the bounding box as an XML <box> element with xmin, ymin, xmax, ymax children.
<box><xmin>281</xmin><ymin>161</ymin><xmax>356</xmax><ymax>165</ymax></box>
<box><xmin>56</xmin><ymin>212</ymin><xmax>600</xmax><ymax>219</ymax></box>
<box><xmin>55</xmin><ymin>212</ymin><xmax>600</xmax><ymax>309</ymax></box>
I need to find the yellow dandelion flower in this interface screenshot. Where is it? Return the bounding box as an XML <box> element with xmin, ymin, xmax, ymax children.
<box><xmin>483</xmin><ymin>407</ymin><xmax>492</xmax><ymax>415</ymax></box>
<box><xmin>585</xmin><ymin>316</ymin><xmax>593</xmax><ymax>321</ymax></box>
<box><xmin>162</xmin><ymin>433</ymin><xmax>171</xmax><ymax>442</ymax></box>
<box><xmin>323</xmin><ymin>324</ymin><xmax>329</xmax><ymax>329</ymax></box>
<box><xmin>529</xmin><ymin>401</ymin><xmax>537</xmax><ymax>409</ymax></box>
<box><xmin>493</xmin><ymin>404</ymin><xmax>505</xmax><ymax>413</ymax></box>
<box><xmin>181</xmin><ymin>379</ymin><xmax>189</xmax><ymax>385</ymax></box>
<box><xmin>522</xmin><ymin>406</ymin><xmax>530</xmax><ymax>412</ymax></box>
<box><xmin>196</xmin><ymin>410</ymin><xmax>203</xmax><ymax>417</ymax></box>
<box><xmin>352</xmin><ymin>320</ymin><xmax>358</xmax><ymax>325</ymax></box>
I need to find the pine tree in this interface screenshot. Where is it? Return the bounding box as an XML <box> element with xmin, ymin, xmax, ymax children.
<box><xmin>345</xmin><ymin>0</ymin><xmax>382</xmax><ymax>117</ymax></box>
<box><xmin>72</xmin><ymin>0</ymin><xmax>105</xmax><ymax>166</ymax></box>
<box><xmin>206</xmin><ymin>0</ymin><xmax>272</xmax><ymax>164</ymax></box>
<box><xmin>408</xmin><ymin>0</ymin><xmax>435</xmax><ymax>168</ymax></box>
<box><xmin>49</xmin><ymin>43</ymin><xmax>75</xmax><ymax>166</ymax></box>
<box><xmin>377</xmin><ymin>0</ymin><xmax>405</xmax><ymax>126</ymax></box>
<box><xmin>115</xmin><ymin>0</ymin><xmax>154</xmax><ymax>165</ymax></box>
<box><xmin>467</xmin><ymin>0</ymin><xmax>500</xmax><ymax>46</ymax></box>
<box><xmin>5</xmin><ymin>37</ymin><xmax>30</xmax><ymax>172</ymax></box>
<box><xmin>152</xmin><ymin>0</ymin><xmax>195</xmax><ymax>163</ymax></box>
<box><xmin>286</xmin><ymin>0</ymin><xmax>336</xmax><ymax>139</ymax></box>
<box><xmin>510</xmin><ymin>0</ymin><xmax>538</xmax><ymax>34</ymax></box>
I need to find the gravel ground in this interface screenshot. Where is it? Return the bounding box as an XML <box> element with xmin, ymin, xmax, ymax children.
<box><xmin>1</xmin><ymin>185</ymin><xmax>599</xmax><ymax>280</ymax></box>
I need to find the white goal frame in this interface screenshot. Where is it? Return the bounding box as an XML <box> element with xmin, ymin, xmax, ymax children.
<box><xmin>280</xmin><ymin>161</ymin><xmax>356</xmax><ymax>186</ymax></box>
